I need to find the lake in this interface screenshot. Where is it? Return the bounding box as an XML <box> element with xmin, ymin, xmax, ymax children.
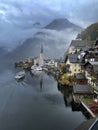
<box><xmin>0</xmin><ymin>68</ymin><xmax>87</xmax><ymax>130</ymax></box>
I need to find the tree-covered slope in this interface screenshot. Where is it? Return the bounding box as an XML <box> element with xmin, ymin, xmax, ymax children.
<box><xmin>77</xmin><ymin>22</ymin><xmax>98</xmax><ymax>41</ymax></box>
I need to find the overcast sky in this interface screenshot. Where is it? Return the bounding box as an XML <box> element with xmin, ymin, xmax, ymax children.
<box><xmin>0</xmin><ymin>0</ymin><xmax>98</xmax><ymax>26</ymax></box>
<box><xmin>0</xmin><ymin>0</ymin><xmax>98</xmax><ymax>48</ymax></box>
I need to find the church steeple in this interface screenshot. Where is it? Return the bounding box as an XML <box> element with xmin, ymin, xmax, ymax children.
<box><xmin>39</xmin><ymin>44</ymin><xmax>44</xmax><ymax>66</ymax></box>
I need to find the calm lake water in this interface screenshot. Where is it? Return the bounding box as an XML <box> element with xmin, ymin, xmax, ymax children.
<box><xmin>0</xmin><ymin>68</ymin><xmax>87</xmax><ymax>130</ymax></box>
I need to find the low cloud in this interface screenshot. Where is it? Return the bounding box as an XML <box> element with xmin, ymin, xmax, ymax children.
<box><xmin>0</xmin><ymin>0</ymin><xmax>98</xmax><ymax>28</ymax></box>
<box><xmin>6</xmin><ymin>29</ymin><xmax>78</xmax><ymax>61</ymax></box>
<box><xmin>0</xmin><ymin>0</ymin><xmax>98</xmax><ymax>49</ymax></box>
<box><xmin>34</xmin><ymin>29</ymin><xmax>78</xmax><ymax>58</ymax></box>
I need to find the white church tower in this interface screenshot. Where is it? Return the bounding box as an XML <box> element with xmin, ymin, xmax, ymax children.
<box><xmin>39</xmin><ymin>44</ymin><xmax>44</xmax><ymax>66</ymax></box>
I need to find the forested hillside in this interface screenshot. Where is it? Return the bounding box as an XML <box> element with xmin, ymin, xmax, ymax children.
<box><xmin>77</xmin><ymin>22</ymin><xmax>98</xmax><ymax>41</ymax></box>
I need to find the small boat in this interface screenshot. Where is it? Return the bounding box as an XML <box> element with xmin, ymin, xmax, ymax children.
<box><xmin>35</xmin><ymin>66</ymin><xmax>42</xmax><ymax>71</ymax></box>
<box><xmin>31</xmin><ymin>66</ymin><xmax>42</xmax><ymax>71</ymax></box>
<box><xmin>15</xmin><ymin>71</ymin><xmax>25</xmax><ymax>80</ymax></box>
<box><xmin>31</xmin><ymin>65</ymin><xmax>37</xmax><ymax>70</ymax></box>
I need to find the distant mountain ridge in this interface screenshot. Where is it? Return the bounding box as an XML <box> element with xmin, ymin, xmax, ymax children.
<box><xmin>45</xmin><ymin>18</ymin><xmax>82</xmax><ymax>31</ymax></box>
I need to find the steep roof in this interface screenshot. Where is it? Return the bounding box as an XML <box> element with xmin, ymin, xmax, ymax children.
<box><xmin>73</xmin><ymin>84</ymin><xmax>92</xmax><ymax>94</ymax></box>
<box><xmin>75</xmin><ymin>73</ymin><xmax>86</xmax><ymax>79</ymax></box>
<box><xmin>70</xmin><ymin>40</ymin><xmax>94</xmax><ymax>49</ymax></box>
<box><xmin>84</xmin><ymin>62</ymin><xmax>98</xmax><ymax>74</ymax></box>
<box><xmin>67</xmin><ymin>54</ymin><xmax>83</xmax><ymax>63</ymax></box>
<box><xmin>85</xmin><ymin>51</ymin><xmax>98</xmax><ymax>60</ymax></box>
<box><xmin>89</xmin><ymin>61</ymin><xmax>98</xmax><ymax>65</ymax></box>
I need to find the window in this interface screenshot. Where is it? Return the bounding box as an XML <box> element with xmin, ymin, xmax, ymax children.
<box><xmin>74</xmin><ymin>69</ymin><xmax>76</xmax><ymax>72</ymax></box>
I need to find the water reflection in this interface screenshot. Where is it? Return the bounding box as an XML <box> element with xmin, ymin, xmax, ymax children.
<box><xmin>19</xmin><ymin>70</ymin><xmax>92</xmax><ymax>120</ymax></box>
<box><xmin>40</xmin><ymin>74</ymin><xmax>43</xmax><ymax>92</ymax></box>
<box><xmin>30</xmin><ymin>70</ymin><xmax>44</xmax><ymax>91</ymax></box>
<box><xmin>57</xmin><ymin>83</ymin><xmax>92</xmax><ymax>119</ymax></box>
<box><xmin>0</xmin><ymin>69</ymin><xmax>87</xmax><ymax>130</ymax></box>
<box><xmin>57</xmin><ymin>83</ymin><xmax>73</xmax><ymax>107</ymax></box>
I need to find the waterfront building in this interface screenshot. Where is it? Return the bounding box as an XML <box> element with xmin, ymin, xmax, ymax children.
<box><xmin>39</xmin><ymin>44</ymin><xmax>44</xmax><ymax>66</ymax></box>
<box><xmin>73</xmin><ymin>84</ymin><xmax>92</xmax><ymax>94</ymax></box>
<box><xmin>73</xmin><ymin>73</ymin><xmax>92</xmax><ymax>94</ymax></box>
<box><xmin>84</xmin><ymin>50</ymin><xmax>98</xmax><ymax>63</ymax></box>
<box><xmin>83</xmin><ymin>61</ymin><xmax>98</xmax><ymax>86</ymax></box>
<box><xmin>44</xmin><ymin>59</ymin><xmax>59</xmax><ymax>68</ymax></box>
<box><xmin>34</xmin><ymin>44</ymin><xmax>44</xmax><ymax>66</ymax></box>
<box><xmin>75</xmin><ymin>73</ymin><xmax>88</xmax><ymax>85</ymax></box>
<box><xmin>68</xmin><ymin>40</ymin><xmax>94</xmax><ymax>54</ymax></box>
<box><xmin>65</xmin><ymin>54</ymin><xmax>83</xmax><ymax>75</ymax></box>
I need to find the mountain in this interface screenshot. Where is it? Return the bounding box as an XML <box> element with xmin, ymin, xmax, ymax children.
<box><xmin>5</xmin><ymin>30</ymin><xmax>78</xmax><ymax>63</ymax></box>
<box><xmin>77</xmin><ymin>22</ymin><xmax>98</xmax><ymax>41</ymax></box>
<box><xmin>4</xmin><ymin>18</ymin><xmax>81</xmax><ymax>66</ymax></box>
<box><xmin>45</xmin><ymin>18</ymin><xmax>82</xmax><ymax>31</ymax></box>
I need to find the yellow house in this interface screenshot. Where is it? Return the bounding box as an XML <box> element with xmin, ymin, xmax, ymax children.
<box><xmin>65</xmin><ymin>54</ymin><xmax>82</xmax><ymax>75</ymax></box>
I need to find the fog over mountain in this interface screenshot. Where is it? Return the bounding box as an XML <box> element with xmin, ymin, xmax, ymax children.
<box><xmin>0</xmin><ymin>0</ymin><xmax>98</xmax><ymax>70</ymax></box>
<box><xmin>0</xmin><ymin>0</ymin><xmax>98</xmax><ymax>49</ymax></box>
<box><xmin>0</xmin><ymin>21</ymin><xmax>41</xmax><ymax>50</ymax></box>
<box><xmin>5</xmin><ymin>18</ymin><xmax>81</xmax><ymax>63</ymax></box>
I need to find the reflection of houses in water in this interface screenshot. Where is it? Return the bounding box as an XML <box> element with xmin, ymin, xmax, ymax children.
<box><xmin>58</xmin><ymin>83</ymin><xmax>92</xmax><ymax>119</ymax></box>
<box><xmin>30</xmin><ymin>69</ymin><xmax>44</xmax><ymax>92</ymax></box>
<box><xmin>71</xmin><ymin>99</ymin><xmax>81</xmax><ymax>111</ymax></box>
<box><xmin>33</xmin><ymin>71</ymin><xmax>44</xmax><ymax>91</ymax></box>
<box><xmin>39</xmin><ymin>72</ymin><xmax>43</xmax><ymax>91</ymax></box>
<box><xmin>31</xmin><ymin>71</ymin><xmax>44</xmax><ymax>91</ymax></box>
<box><xmin>57</xmin><ymin>83</ymin><xmax>73</xmax><ymax>107</ymax></box>
<box><xmin>63</xmin><ymin>94</ymin><xmax>72</xmax><ymax>107</ymax></box>
<box><xmin>71</xmin><ymin>97</ymin><xmax>92</xmax><ymax>119</ymax></box>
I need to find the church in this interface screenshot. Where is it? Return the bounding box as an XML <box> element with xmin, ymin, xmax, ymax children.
<box><xmin>34</xmin><ymin>44</ymin><xmax>44</xmax><ymax>66</ymax></box>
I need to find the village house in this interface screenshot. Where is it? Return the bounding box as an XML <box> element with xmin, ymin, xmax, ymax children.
<box><xmin>84</xmin><ymin>50</ymin><xmax>98</xmax><ymax>63</ymax></box>
<box><xmin>33</xmin><ymin>44</ymin><xmax>44</xmax><ymax>66</ymax></box>
<box><xmin>66</xmin><ymin>39</ymin><xmax>98</xmax><ymax>83</ymax></box>
<box><xmin>44</xmin><ymin>59</ymin><xmax>58</xmax><ymax>68</ymax></box>
<box><xmin>65</xmin><ymin>54</ymin><xmax>83</xmax><ymax>76</ymax></box>
<box><xmin>75</xmin><ymin>73</ymin><xmax>88</xmax><ymax>85</ymax></box>
<box><xmin>83</xmin><ymin>61</ymin><xmax>98</xmax><ymax>86</ymax></box>
<box><xmin>68</xmin><ymin>39</ymin><xmax>94</xmax><ymax>54</ymax></box>
<box><xmin>73</xmin><ymin>73</ymin><xmax>92</xmax><ymax>94</ymax></box>
<box><xmin>73</xmin><ymin>84</ymin><xmax>92</xmax><ymax>94</ymax></box>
